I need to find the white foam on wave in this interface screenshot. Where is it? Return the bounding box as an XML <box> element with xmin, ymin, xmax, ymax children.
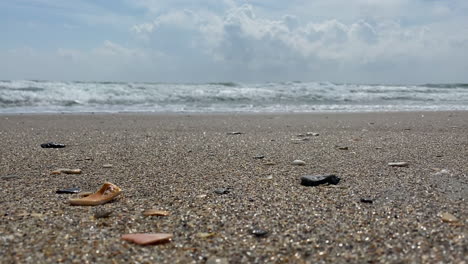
<box><xmin>1</xmin><ymin>80</ymin><xmax>468</xmax><ymax>113</ymax></box>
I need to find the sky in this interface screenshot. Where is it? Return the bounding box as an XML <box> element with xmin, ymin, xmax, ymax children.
<box><xmin>1</xmin><ymin>0</ymin><xmax>468</xmax><ymax>84</ymax></box>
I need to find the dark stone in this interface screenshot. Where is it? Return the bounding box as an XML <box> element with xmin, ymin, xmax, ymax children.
<box><xmin>253</xmin><ymin>155</ymin><xmax>265</xmax><ymax>159</ymax></box>
<box><xmin>227</xmin><ymin>132</ymin><xmax>243</xmax><ymax>135</ymax></box>
<box><xmin>300</xmin><ymin>174</ymin><xmax>341</xmax><ymax>186</ymax></box>
<box><xmin>56</xmin><ymin>187</ymin><xmax>81</xmax><ymax>194</ymax></box>
<box><xmin>214</xmin><ymin>188</ymin><xmax>231</xmax><ymax>195</ymax></box>
<box><xmin>360</xmin><ymin>198</ymin><xmax>373</xmax><ymax>204</ymax></box>
<box><xmin>337</xmin><ymin>146</ymin><xmax>349</xmax><ymax>150</ymax></box>
<box><xmin>41</xmin><ymin>142</ymin><xmax>65</xmax><ymax>148</ymax></box>
<box><xmin>251</xmin><ymin>229</ymin><xmax>268</xmax><ymax>237</ymax></box>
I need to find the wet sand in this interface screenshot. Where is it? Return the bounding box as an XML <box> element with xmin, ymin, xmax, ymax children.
<box><xmin>0</xmin><ymin>112</ymin><xmax>467</xmax><ymax>263</ymax></box>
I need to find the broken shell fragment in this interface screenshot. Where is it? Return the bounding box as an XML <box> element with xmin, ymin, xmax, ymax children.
<box><xmin>121</xmin><ymin>233</ymin><xmax>173</xmax><ymax>245</ymax></box>
<box><xmin>440</xmin><ymin>212</ymin><xmax>459</xmax><ymax>223</ymax></box>
<box><xmin>388</xmin><ymin>162</ymin><xmax>409</xmax><ymax>167</ymax></box>
<box><xmin>51</xmin><ymin>169</ymin><xmax>82</xmax><ymax>175</ymax></box>
<box><xmin>143</xmin><ymin>209</ymin><xmax>170</xmax><ymax>216</ymax></box>
<box><xmin>69</xmin><ymin>182</ymin><xmax>122</xmax><ymax>206</ymax></box>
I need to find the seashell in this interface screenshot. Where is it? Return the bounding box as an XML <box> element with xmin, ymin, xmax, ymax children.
<box><xmin>143</xmin><ymin>209</ymin><xmax>170</xmax><ymax>216</ymax></box>
<box><xmin>121</xmin><ymin>233</ymin><xmax>173</xmax><ymax>245</ymax></box>
<box><xmin>69</xmin><ymin>182</ymin><xmax>121</xmax><ymax>206</ymax></box>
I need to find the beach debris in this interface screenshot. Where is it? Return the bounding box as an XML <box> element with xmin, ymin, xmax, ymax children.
<box><xmin>56</xmin><ymin>187</ymin><xmax>81</xmax><ymax>194</ymax></box>
<box><xmin>143</xmin><ymin>209</ymin><xmax>170</xmax><ymax>217</ymax></box>
<box><xmin>102</xmin><ymin>164</ymin><xmax>113</xmax><ymax>168</ymax></box>
<box><xmin>251</xmin><ymin>228</ymin><xmax>268</xmax><ymax>237</ymax></box>
<box><xmin>121</xmin><ymin>233</ymin><xmax>173</xmax><ymax>245</ymax></box>
<box><xmin>227</xmin><ymin>131</ymin><xmax>243</xmax><ymax>135</ymax></box>
<box><xmin>360</xmin><ymin>198</ymin><xmax>374</xmax><ymax>204</ymax></box>
<box><xmin>300</xmin><ymin>174</ymin><xmax>341</xmax><ymax>186</ymax></box>
<box><xmin>440</xmin><ymin>212</ymin><xmax>459</xmax><ymax>223</ymax></box>
<box><xmin>94</xmin><ymin>209</ymin><xmax>113</xmax><ymax>219</ymax></box>
<box><xmin>69</xmin><ymin>182</ymin><xmax>122</xmax><ymax>206</ymax></box>
<box><xmin>40</xmin><ymin>142</ymin><xmax>65</xmax><ymax>148</ymax></box>
<box><xmin>291</xmin><ymin>160</ymin><xmax>306</xmax><ymax>166</ymax></box>
<box><xmin>51</xmin><ymin>169</ymin><xmax>82</xmax><ymax>175</ymax></box>
<box><xmin>337</xmin><ymin>146</ymin><xmax>349</xmax><ymax>150</ymax></box>
<box><xmin>214</xmin><ymin>188</ymin><xmax>232</xmax><ymax>195</ymax></box>
<box><xmin>1</xmin><ymin>175</ymin><xmax>19</xmax><ymax>180</ymax></box>
<box><xmin>306</xmin><ymin>132</ymin><xmax>319</xmax><ymax>136</ymax></box>
<box><xmin>206</xmin><ymin>257</ymin><xmax>229</xmax><ymax>264</ymax></box>
<box><xmin>253</xmin><ymin>155</ymin><xmax>265</xmax><ymax>159</ymax></box>
<box><xmin>388</xmin><ymin>162</ymin><xmax>409</xmax><ymax>167</ymax></box>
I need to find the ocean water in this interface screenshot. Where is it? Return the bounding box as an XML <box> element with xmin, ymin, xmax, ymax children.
<box><xmin>1</xmin><ymin>80</ymin><xmax>468</xmax><ymax>113</ymax></box>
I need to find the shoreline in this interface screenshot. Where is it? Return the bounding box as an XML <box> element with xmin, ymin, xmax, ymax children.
<box><xmin>0</xmin><ymin>111</ymin><xmax>466</xmax><ymax>263</ymax></box>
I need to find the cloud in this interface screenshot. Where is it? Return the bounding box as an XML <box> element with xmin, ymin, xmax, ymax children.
<box><xmin>2</xmin><ymin>1</ymin><xmax>468</xmax><ymax>83</ymax></box>
<box><xmin>128</xmin><ymin>3</ymin><xmax>468</xmax><ymax>83</ymax></box>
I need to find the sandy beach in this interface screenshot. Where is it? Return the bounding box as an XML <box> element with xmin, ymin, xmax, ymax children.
<box><xmin>0</xmin><ymin>112</ymin><xmax>466</xmax><ymax>263</ymax></box>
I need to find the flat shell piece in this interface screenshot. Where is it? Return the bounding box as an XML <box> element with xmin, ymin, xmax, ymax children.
<box><xmin>143</xmin><ymin>209</ymin><xmax>170</xmax><ymax>216</ymax></box>
<box><xmin>121</xmin><ymin>233</ymin><xmax>173</xmax><ymax>245</ymax></box>
<box><xmin>69</xmin><ymin>182</ymin><xmax>122</xmax><ymax>206</ymax></box>
<box><xmin>388</xmin><ymin>162</ymin><xmax>409</xmax><ymax>167</ymax></box>
<box><xmin>440</xmin><ymin>212</ymin><xmax>459</xmax><ymax>223</ymax></box>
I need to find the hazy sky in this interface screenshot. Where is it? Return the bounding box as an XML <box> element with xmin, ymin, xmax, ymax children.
<box><xmin>2</xmin><ymin>0</ymin><xmax>468</xmax><ymax>83</ymax></box>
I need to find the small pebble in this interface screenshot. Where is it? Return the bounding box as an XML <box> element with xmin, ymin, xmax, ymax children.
<box><xmin>264</xmin><ymin>162</ymin><xmax>276</xmax><ymax>166</ymax></box>
<box><xmin>388</xmin><ymin>162</ymin><xmax>409</xmax><ymax>167</ymax></box>
<box><xmin>206</xmin><ymin>257</ymin><xmax>229</xmax><ymax>264</ymax></box>
<box><xmin>306</xmin><ymin>132</ymin><xmax>319</xmax><ymax>136</ymax></box>
<box><xmin>253</xmin><ymin>155</ymin><xmax>265</xmax><ymax>159</ymax></box>
<box><xmin>360</xmin><ymin>198</ymin><xmax>373</xmax><ymax>204</ymax></box>
<box><xmin>51</xmin><ymin>169</ymin><xmax>82</xmax><ymax>175</ymax></box>
<box><xmin>227</xmin><ymin>131</ymin><xmax>243</xmax><ymax>135</ymax></box>
<box><xmin>300</xmin><ymin>174</ymin><xmax>341</xmax><ymax>186</ymax></box>
<box><xmin>251</xmin><ymin>229</ymin><xmax>268</xmax><ymax>237</ymax></box>
<box><xmin>102</xmin><ymin>164</ymin><xmax>113</xmax><ymax>168</ymax></box>
<box><xmin>214</xmin><ymin>188</ymin><xmax>231</xmax><ymax>195</ymax></box>
<box><xmin>337</xmin><ymin>146</ymin><xmax>349</xmax><ymax>150</ymax></box>
<box><xmin>40</xmin><ymin>142</ymin><xmax>65</xmax><ymax>148</ymax></box>
<box><xmin>291</xmin><ymin>160</ymin><xmax>306</xmax><ymax>166</ymax></box>
<box><xmin>440</xmin><ymin>212</ymin><xmax>459</xmax><ymax>223</ymax></box>
<box><xmin>56</xmin><ymin>187</ymin><xmax>81</xmax><ymax>194</ymax></box>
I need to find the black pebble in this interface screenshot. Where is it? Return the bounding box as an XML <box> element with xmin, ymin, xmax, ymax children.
<box><xmin>300</xmin><ymin>174</ymin><xmax>341</xmax><ymax>186</ymax></box>
<box><xmin>360</xmin><ymin>198</ymin><xmax>373</xmax><ymax>204</ymax></box>
<box><xmin>251</xmin><ymin>229</ymin><xmax>268</xmax><ymax>237</ymax></box>
<box><xmin>56</xmin><ymin>187</ymin><xmax>81</xmax><ymax>194</ymax></box>
<box><xmin>253</xmin><ymin>155</ymin><xmax>265</xmax><ymax>159</ymax></box>
<box><xmin>41</xmin><ymin>142</ymin><xmax>66</xmax><ymax>148</ymax></box>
